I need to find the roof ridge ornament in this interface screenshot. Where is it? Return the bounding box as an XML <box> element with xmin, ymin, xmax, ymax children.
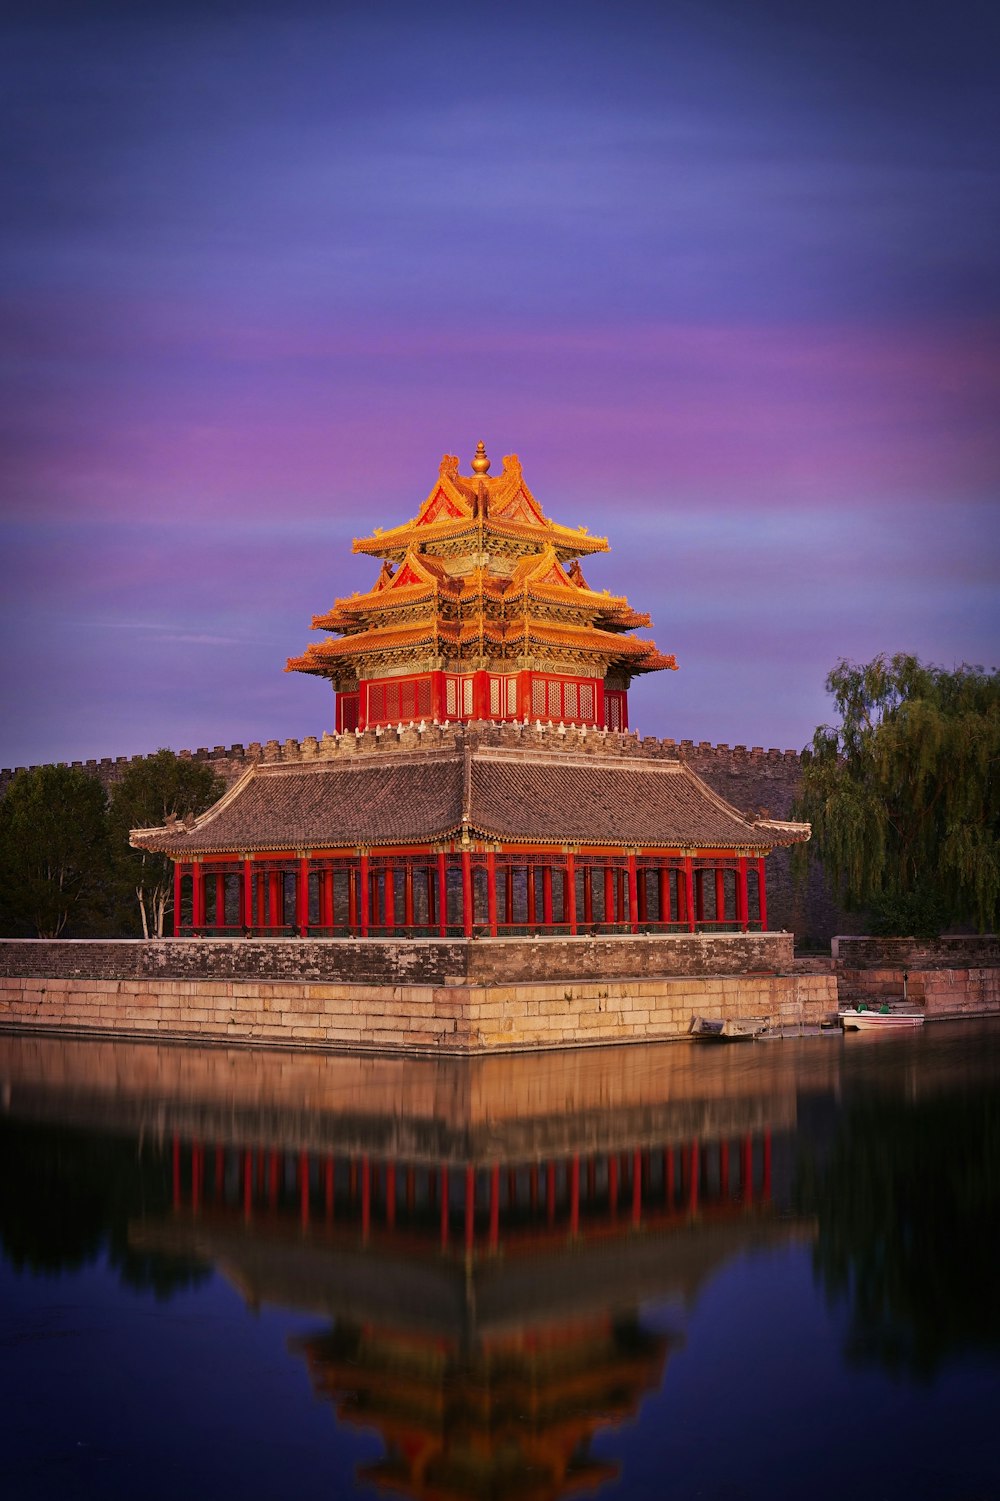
<box><xmin>470</xmin><ymin>440</ymin><xmax>490</xmax><ymax>475</ymax></box>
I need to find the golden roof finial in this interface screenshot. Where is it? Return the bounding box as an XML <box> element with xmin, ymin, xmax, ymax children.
<box><xmin>470</xmin><ymin>440</ymin><xmax>490</xmax><ymax>475</ymax></box>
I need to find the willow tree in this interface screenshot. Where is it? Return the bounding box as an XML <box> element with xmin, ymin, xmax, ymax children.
<box><xmin>796</xmin><ymin>655</ymin><xmax>999</xmax><ymax>936</ymax></box>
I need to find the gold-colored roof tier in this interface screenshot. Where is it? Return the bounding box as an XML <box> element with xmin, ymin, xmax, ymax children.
<box><xmin>353</xmin><ymin>452</ymin><xmax>609</xmax><ymax>561</ymax></box>
<box><xmin>287</xmin><ymin>445</ymin><xmax>675</xmax><ymax>688</ymax></box>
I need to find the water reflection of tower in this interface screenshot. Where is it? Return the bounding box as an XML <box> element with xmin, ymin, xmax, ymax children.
<box><xmin>157</xmin><ymin>1117</ymin><xmax>787</xmax><ymax>1501</ymax></box>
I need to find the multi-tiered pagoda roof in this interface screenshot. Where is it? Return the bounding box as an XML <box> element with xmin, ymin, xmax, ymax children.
<box><xmin>286</xmin><ymin>445</ymin><xmax>675</xmax><ymax>733</ymax></box>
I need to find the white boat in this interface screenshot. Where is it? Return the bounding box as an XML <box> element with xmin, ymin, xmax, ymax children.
<box><xmin>839</xmin><ymin>1006</ymin><xmax>924</xmax><ymax>1031</ymax></box>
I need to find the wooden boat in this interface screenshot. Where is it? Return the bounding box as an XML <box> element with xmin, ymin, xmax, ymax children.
<box><xmin>839</xmin><ymin>1006</ymin><xmax>924</xmax><ymax>1031</ymax></box>
<box><xmin>689</xmin><ymin>1016</ymin><xmax>768</xmax><ymax>1043</ymax></box>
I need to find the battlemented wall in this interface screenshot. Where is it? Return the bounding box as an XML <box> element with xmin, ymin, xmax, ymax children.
<box><xmin>0</xmin><ymin>720</ymin><xmax>849</xmax><ymax>943</ymax></box>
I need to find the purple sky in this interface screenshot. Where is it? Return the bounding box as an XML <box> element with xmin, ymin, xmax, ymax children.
<box><xmin>2</xmin><ymin>0</ymin><xmax>998</xmax><ymax>768</ymax></box>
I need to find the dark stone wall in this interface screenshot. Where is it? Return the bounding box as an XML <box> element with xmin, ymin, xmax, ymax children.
<box><xmin>0</xmin><ymin>932</ymin><xmax>795</xmax><ymax>986</ymax></box>
<box><xmin>832</xmin><ymin>935</ymin><xmax>1000</xmax><ymax>969</ymax></box>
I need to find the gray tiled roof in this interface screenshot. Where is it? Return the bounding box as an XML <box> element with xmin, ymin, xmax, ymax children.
<box><xmin>131</xmin><ymin>747</ymin><xmax>808</xmax><ymax>856</ymax></box>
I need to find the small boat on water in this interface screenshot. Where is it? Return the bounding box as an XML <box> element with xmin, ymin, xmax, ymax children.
<box><xmin>689</xmin><ymin>1016</ymin><xmax>769</xmax><ymax>1042</ymax></box>
<box><xmin>839</xmin><ymin>1006</ymin><xmax>924</xmax><ymax>1031</ymax></box>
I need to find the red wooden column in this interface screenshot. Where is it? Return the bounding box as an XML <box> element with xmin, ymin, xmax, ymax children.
<box><xmin>173</xmin><ymin>862</ymin><xmax>184</xmax><ymax>936</ymax></box>
<box><xmin>359</xmin><ymin>853</ymin><xmax>370</xmax><ymax>937</ymax></box>
<box><xmin>737</xmin><ymin>857</ymin><xmax>749</xmax><ymax>931</ymax></box>
<box><xmin>604</xmin><ymin>865</ymin><xmax>615</xmax><ymax>927</ymax></box>
<box><xmin>566</xmin><ymin>853</ymin><xmax>577</xmax><ymax>935</ymax></box>
<box><xmin>437</xmin><ymin>851</ymin><xmax>448</xmax><ymax>936</ymax></box>
<box><xmin>486</xmin><ymin>852</ymin><xmax>498</xmax><ymax>936</ymax></box>
<box><xmin>267</xmin><ymin>869</ymin><xmax>281</xmax><ymax>931</ymax></box>
<box><xmin>461</xmin><ymin>850</ymin><xmax>473</xmax><ymax>937</ymax></box>
<box><xmin>296</xmin><ymin>857</ymin><xmax>310</xmax><ymax>934</ymax></box>
<box><xmin>684</xmin><ymin>857</ymin><xmax>696</xmax><ymax>932</ymax></box>
<box><xmin>504</xmin><ymin>860</ymin><xmax>514</xmax><ymax>928</ymax></box>
<box><xmin>383</xmin><ymin>857</ymin><xmax>395</xmax><ymax>931</ymax></box>
<box><xmin>627</xmin><ymin>854</ymin><xmax>639</xmax><ymax>933</ymax></box>
<box><xmin>542</xmin><ymin>864</ymin><xmax>553</xmax><ymax>927</ymax></box>
<box><xmin>526</xmin><ymin>864</ymin><xmax>536</xmax><ymax>926</ymax></box>
<box><xmin>757</xmin><ymin>856</ymin><xmax>768</xmax><ymax>930</ymax></box>
<box><xmin>241</xmin><ymin>859</ymin><xmax>253</xmax><ymax>930</ymax></box>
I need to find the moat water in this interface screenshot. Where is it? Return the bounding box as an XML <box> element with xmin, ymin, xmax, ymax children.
<box><xmin>1</xmin><ymin>1020</ymin><xmax>998</xmax><ymax>1501</ymax></box>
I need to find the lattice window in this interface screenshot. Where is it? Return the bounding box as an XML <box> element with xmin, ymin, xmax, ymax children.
<box><xmin>446</xmin><ymin>678</ymin><xmax>457</xmax><ymax>717</ymax></box>
<box><xmin>547</xmin><ymin>680</ymin><xmax>561</xmax><ymax>719</ymax></box>
<box><xmin>532</xmin><ymin>679</ymin><xmax>546</xmax><ymax>716</ymax></box>
<box><xmin>506</xmin><ymin>678</ymin><xmax>518</xmax><ymax>715</ymax></box>
<box><xmin>564</xmin><ymin>681</ymin><xmax>578</xmax><ymax>719</ymax></box>
<box><xmin>489</xmin><ymin>677</ymin><xmax>501</xmax><ymax>716</ymax></box>
<box><xmin>579</xmin><ymin>683</ymin><xmax>594</xmax><ymax>720</ymax></box>
<box><xmin>605</xmin><ymin>690</ymin><xmax>624</xmax><ymax>730</ymax></box>
<box><xmin>462</xmin><ymin>678</ymin><xmax>474</xmax><ymax>716</ymax></box>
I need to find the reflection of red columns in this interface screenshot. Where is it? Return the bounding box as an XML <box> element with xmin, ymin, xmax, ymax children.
<box><xmin>720</xmin><ymin>1140</ymin><xmax>730</xmax><ymax>1198</ymax></box>
<box><xmin>214</xmin><ymin>1145</ymin><xmax>224</xmax><ymax>1197</ymax></box>
<box><xmin>192</xmin><ymin>1143</ymin><xmax>203</xmax><ymax>1213</ymax></box>
<box><xmin>741</xmin><ymin>1135</ymin><xmax>753</xmax><ymax>1206</ymax></box>
<box><xmin>243</xmin><ymin>1150</ymin><xmax>253</xmax><ymax>1222</ymax></box>
<box><xmin>688</xmin><ymin>1141</ymin><xmax>700</xmax><ymax>1214</ymax></box>
<box><xmin>684</xmin><ymin>858</ymin><xmax>696</xmax><ymax>932</ymax></box>
<box><xmin>172</xmin><ymin>1135</ymin><xmax>181</xmax><ymax>1209</ymax></box>
<box><xmin>529</xmin><ymin>1163</ymin><xmax>539</xmax><ymax>1211</ymax></box>
<box><xmin>570</xmin><ymin>1154</ymin><xmax>580</xmax><ymax>1236</ymax></box>
<box><xmin>325</xmin><ymin>1156</ymin><xmax>334</xmax><ymax>1222</ymax></box>
<box><xmin>665</xmin><ymin>1146</ymin><xmax>675</xmax><ymax>1206</ymax></box>
<box><xmin>487</xmin><ymin>852</ymin><xmax>497</xmax><ymax>936</ymax></box>
<box><xmin>632</xmin><ymin>1151</ymin><xmax>642</xmax><ymax>1227</ymax></box>
<box><xmin>757</xmin><ymin>856</ymin><xmax>768</xmax><ymax>930</ymax></box>
<box><xmin>628</xmin><ymin>855</ymin><xmax>639</xmax><ymax>933</ymax></box>
<box><xmin>361</xmin><ymin>1156</ymin><xmax>371</xmax><ymax>1242</ymax></box>
<box><xmin>587</xmin><ymin>1157</ymin><xmax>596</xmax><ymax>1197</ymax></box>
<box><xmin>267</xmin><ymin>1150</ymin><xmax>278</xmax><ymax>1207</ymax></box>
<box><xmin>546</xmin><ymin>1162</ymin><xmax>556</xmax><ymax>1225</ymax></box>
<box><xmin>386</xmin><ymin>1164</ymin><xmax>396</xmax><ymax>1229</ymax></box>
<box><xmin>359</xmin><ymin>853</ymin><xmax>370</xmax><ymax>937</ymax></box>
<box><xmin>465</xmin><ymin>1164</ymin><xmax>475</xmax><ymax>1252</ymax></box>
<box><xmin>440</xmin><ymin>1165</ymin><xmax>449</xmax><ymax>1248</ymax></box>
<box><xmin>489</xmin><ymin>1164</ymin><xmax>500</xmax><ymax>1250</ymax></box>
<box><xmin>437</xmin><ymin>852</ymin><xmax>448</xmax><ymax>936</ymax></box>
<box><xmin>608</xmin><ymin>1155</ymin><xmax>618</xmax><ymax>1217</ymax></box>
<box><xmin>461</xmin><ymin>850</ymin><xmax>473</xmax><ymax>937</ymax></box>
<box><xmin>762</xmin><ymin>1130</ymin><xmax>772</xmax><ymax>1200</ymax></box>
<box><xmin>300</xmin><ymin>1151</ymin><xmax>310</xmax><ymax>1229</ymax></box>
<box><xmin>173</xmin><ymin>863</ymin><xmax>183</xmax><ymax>935</ymax></box>
<box><xmin>406</xmin><ymin>1167</ymin><xmax>415</xmax><ymax>1212</ymax></box>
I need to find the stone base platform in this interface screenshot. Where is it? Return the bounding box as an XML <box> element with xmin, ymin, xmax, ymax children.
<box><xmin>0</xmin><ymin>935</ymin><xmax>836</xmax><ymax>1054</ymax></box>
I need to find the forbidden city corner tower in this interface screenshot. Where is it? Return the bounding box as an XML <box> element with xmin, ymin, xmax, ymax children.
<box><xmin>285</xmin><ymin>444</ymin><xmax>677</xmax><ymax>733</ymax></box>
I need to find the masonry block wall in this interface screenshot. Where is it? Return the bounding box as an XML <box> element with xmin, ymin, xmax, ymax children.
<box><xmin>0</xmin><ymin>723</ymin><xmax>852</xmax><ymax>944</ymax></box>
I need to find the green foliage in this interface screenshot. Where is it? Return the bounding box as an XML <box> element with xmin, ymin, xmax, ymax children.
<box><xmin>796</xmin><ymin>655</ymin><xmax>1000</xmax><ymax>934</ymax></box>
<box><xmin>108</xmin><ymin>750</ymin><xmax>225</xmax><ymax>937</ymax></box>
<box><xmin>0</xmin><ymin>765</ymin><xmax>109</xmax><ymax>937</ymax></box>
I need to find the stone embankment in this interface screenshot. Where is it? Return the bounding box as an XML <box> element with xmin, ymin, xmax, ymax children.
<box><xmin>832</xmin><ymin>935</ymin><xmax>1000</xmax><ymax>1021</ymax></box>
<box><xmin>0</xmin><ymin>934</ymin><xmax>835</xmax><ymax>1055</ymax></box>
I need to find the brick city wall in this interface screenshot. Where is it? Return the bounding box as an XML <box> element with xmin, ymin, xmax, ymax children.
<box><xmin>832</xmin><ymin>935</ymin><xmax>1000</xmax><ymax>969</ymax></box>
<box><xmin>0</xmin><ymin>722</ymin><xmax>850</xmax><ymax>943</ymax></box>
